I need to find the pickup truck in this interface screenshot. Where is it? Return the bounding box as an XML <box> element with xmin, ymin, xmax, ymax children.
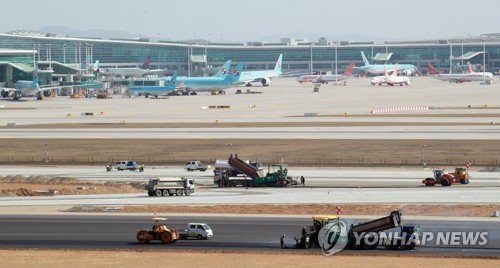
<box><xmin>178</xmin><ymin>223</ymin><xmax>213</xmax><ymax>240</ymax></box>
<box><xmin>184</xmin><ymin>161</ymin><xmax>208</xmax><ymax>172</ymax></box>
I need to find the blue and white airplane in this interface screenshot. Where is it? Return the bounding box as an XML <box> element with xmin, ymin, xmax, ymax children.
<box><xmin>359</xmin><ymin>51</ymin><xmax>417</xmax><ymax>76</ymax></box>
<box><xmin>128</xmin><ymin>71</ymin><xmax>178</xmax><ymax>97</ymax></box>
<box><xmin>1</xmin><ymin>62</ymin><xmax>59</xmax><ymax>101</ymax></box>
<box><xmin>239</xmin><ymin>54</ymin><xmax>283</xmax><ymax>86</ymax></box>
<box><xmin>176</xmin><ymin>61</ymin><xmax>244</xmax><ymax>92</ymax></box>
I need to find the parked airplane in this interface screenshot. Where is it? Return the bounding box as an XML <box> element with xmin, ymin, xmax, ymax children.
<box><xmin>173</xmin><ymin>61</ymin><xmax>245</xmax><ymax>93</ymax></box>
<box><xmin>127</xmin><ymin>72</ymin><xmax>178</xmax><ymax>97</ymax></box>
<box><xmin>1</xmin><ymin>62</ymin><xmax>61</xmax><ymax>100</ymax></box>
<box><xmin>427</xmin><ymin>62</ymin><xmax>494</xmax><ymax>84</ymax></box>
<box><xmin>370</xmin><ymin>65</ymin><xmax>390</xmax><ymax>85</ymax></box>
<box><xmin>239</xmin><ymin>54</ymin><xmax>283</xmax><ymax>86</ymax></box>
<box><xmin>359</xmin><ymin>51</ymin><xmax>417</xmax><ymax>76</ymax></box>
<box><xmin>296</xmin><ymin>63</ymin><xmax>355</xmax><ymax>84</ymax></box>
<box><xmin>99</xmin><ymin>56</ymin><xmax>166</xmax><ymax>78</ymax></box>
<box><xmin>386</xmin><ymin>64</ymin><xmax>411</xmax><ymax>86</ymax></box>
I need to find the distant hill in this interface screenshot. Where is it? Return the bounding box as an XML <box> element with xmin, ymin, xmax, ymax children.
<box><xmin>256</xmin><ymin>31</ymin><xmax>395</xmax><ymax>44</ymax></box>
<box><xmin>38</xmin><ymin>26</ymin><xmax>146</xmax><ymax>40</ymax></box>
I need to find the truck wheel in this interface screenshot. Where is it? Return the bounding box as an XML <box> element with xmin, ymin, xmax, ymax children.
<box><xmin>155</xmin><ymin>190</ymin><xmax>162</xmax><ymax>197</ymax></box>
<box><xmin>136</xmin><ymin>230</ymin><xmax>150</xmax><ymax>244</ymax></box>
<box><xmin>185</xmin><ymin>189</ymin><xmax>192</xmax><ymax>196</ymax></box>
<box><xmin>162</xmin><ymin>190</ymin><xmax>169</xmax><ymax>196</ymax></box>
<box><xmin>176</xmin><ymin>189</ymin><xmax>182</xmax><ymax>196</ymax></box>
<box><xmin>147</xmin><ymin>190</ymin><xmax>155</xmax><ymax>197</ymax></box>
<box><xmin>117</xmin><ymin>168</ymin><xmax>122</xmax><ymax>171</ymax></box>
<box><xmin>201</xmin><ymin>169</ymin><xmax>206</xmax><ymax>172</ymax></box>
<box><xmin>441</xmin><ymin>179</ymin><xmax>450</xmax><ymax>186</ymax></box>
<box><xmin>187</xmin><ymin>168</ymin><xmax>192</xmax><ymax>172</ymax></box>
<box><xmin>464</xmin><ymin>179</ymin><xmax>470</xmax><ymax>184</ymax></box>
<box><xmin>197</xmin><ymin>234</ymin><xmax>203</xmax><ymax>240</ymax></box>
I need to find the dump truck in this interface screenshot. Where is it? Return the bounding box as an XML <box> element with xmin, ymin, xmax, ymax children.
<box><xmin>219</xmin><ymin>154</ymin><xmax>297</xmax><ymax>187</ymax></box>
<box><xmin>145</xmin><ymin>177</ymin><xmax>195</xmax><ymax>197</ymax></box>
<box><xmin>295</xmin><ymin>211</ymin><xmax>420</xmax><ymax>250</ymax></box>
<box><xmin>136</xmin><ymin>217</ymin><xmax>179</xmax><ymax>244</ymax></box>
<box><xmin>422</xmin><ymin>168</ymin><xmax>470</xmax><ymax>186</ymax></box>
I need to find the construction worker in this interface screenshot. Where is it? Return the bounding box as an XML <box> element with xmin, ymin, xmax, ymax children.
<box><xmin>301</xmin><ymin>226</ymin><xmax>307</xmax><ymax>238</ymax></box>
<box><xmin>280</xmin><ymin>234</ymin><xmax>286</xmax><ymax>248</ymax></box>
<box><xmin>106</xmin><ymin>163</ymin><xmax>111</xmax><ymax>172</ymax></box>
<box><xmin>305</xmin><ymin>235</ymin><xmax>310</xmax><ymax>249</ymax></box>
<box><xmin>300</xmin><ymin>176</ymin><xmax>305</xmax><ymax>186</ymax></box>
<box><xmin>140</xmin><ymin>164</ymin><xmax>145</xmax><ymax>172</ymax></box>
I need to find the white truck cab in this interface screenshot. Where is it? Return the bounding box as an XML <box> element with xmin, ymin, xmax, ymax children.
<box><xmin>179</xmin><ymin>223</ymin><xmax>213</xmax><ymax>240</ymax></box>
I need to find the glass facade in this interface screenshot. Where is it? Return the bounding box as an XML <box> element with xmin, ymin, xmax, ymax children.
<box><xmin>1</xmin><ymin>33</ymin><xmax>500</xmax><ymax>76</ymax></box>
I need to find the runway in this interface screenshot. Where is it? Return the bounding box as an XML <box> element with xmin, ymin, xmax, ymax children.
<box><xmin>1</xmin><ymin>186</ymin><xmax>499</xmax><ymax>206</ymax></box>
<box><xmin>0</xmin><ymin>214</ymin><xmax>498</xmax><ymax>257</ymax></box>
<box><xmin>1</xmin><ymin>166</ymin><xmax>499</xmax><ymax>188</ymax></box>
<box><xmin>1</xmin><ymin>125</ymin><xmax>500</xmax><ymax>139</ymax></box>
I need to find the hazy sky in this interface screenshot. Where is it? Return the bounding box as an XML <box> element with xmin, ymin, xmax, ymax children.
<box><xmin>3</xmin><ymin>0</ymin><xmax>500</xmax><ymax>42</ymax></box>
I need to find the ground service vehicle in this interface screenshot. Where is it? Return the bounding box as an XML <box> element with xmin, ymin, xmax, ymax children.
<box><xmin>145</xmin><ymin>177</ymin><xmax>195</xmax><ymax>197</ymax></box>
<box><xmin>178</xmin><ymin>223</ymin><xmax>213</xmax><ymax>240</ymax></box>
<box><xmin>184</xmin><ymin>161</ymin><xmax>207</xmax><ymax>171</ymax></box>
<box><xmin>422</xmin><ymin>168</ymin><xmax>470</xmax><ymax>186</ymax></box>
<box><xmin>219</xmin><ymin>154</ymin><xmax>296</xmax><ymax>187</ymax></box>
<box><xmin>114</xmin><ymin>160</ymin><xmax>139</xmax><ymax>171</ymax></box>
<box><xmin>136</xmin><ymin>217</ymin><xmax>179</xmax><ymax>244</ymax></box>
<box><xmin>295</xmin><ymin>211</ymin><xmax>419</xmax><ymax>250</ymax></box>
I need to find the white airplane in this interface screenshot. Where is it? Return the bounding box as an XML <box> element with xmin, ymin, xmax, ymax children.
<box><xmin>370</xmin><ymin>65</ymin><xmax>390</xmax><ymax>85</ymax></box>
<box><xmin>238</xmin><ymin>54</ymin><xmax>283</xmax><ymax>86</ymax></box>
<box><xmin>0</xmin><ymin>62</ymin><xmax>68</xmax><ymax>100</ymax></box>
<box><xmin>99</xmin><ymin>56</ymin><xmax>167</xmax><ymax>78</ymax></box>
<box><xmin>386</xmin><ymin>64</ymin><xmax>411</xmax><ymax>86</ymax></box>
<box><xmin>296</xmin><ymin>63</ymin><xmax>355</xmax><ymax>84</ymax></box>
<box><xmin>428</xmin><ymin>62</ymin><xmax>494</xmax><ymax>84</ymax></box>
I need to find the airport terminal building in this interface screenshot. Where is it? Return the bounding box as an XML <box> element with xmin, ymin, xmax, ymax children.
<box><xmin>1</xmin><ymin>30</ymin><xmax>500</xmax><ymax>85</ymax></box>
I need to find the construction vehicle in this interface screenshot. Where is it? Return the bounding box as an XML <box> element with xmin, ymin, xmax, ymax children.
<box><xmin>145</xmin><ymin>177</ymin><xmax>195</xmax><ymax>197</ymax></box>
<box><xmin>448</xmin><ymin>167</ymin><xmax>471</xmax><ymax>184</ymax></box>
<box><xmin>422</xmin><ymin>168</ymin><xmax>470</xmax><ymax>186</ymax></box>
<box><xmin>221</xmin><ymin>154</ymin><xmax>297</xmax><ymax>187</ymax></box>
<box><xmin>178</xmin><ymin>223</ymin><xmax>213</xmax><ymax>240</ymax></box>
<box><xmin>295</xmin><ymin>211</ymin><xmax>420</xmax><ymax>250</ymax></box>
<box><xmin>136</xmin><ymin>217</ymin><xmax>179</xmax><ymax>244</ymax></box>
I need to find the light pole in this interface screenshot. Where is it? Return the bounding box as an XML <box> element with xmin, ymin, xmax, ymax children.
<box><xmin>43</xmin><ymin>143</ymin><xmax>49</xmax><ymax>163</ymax></box>
<box><xmin>420</xmin><ymin>144</ymin><xmax>427</xmax><ymax>167</ymax></box>
<box><xmin>335</xmin><ymin>43</ymin><xmax>338</xmax><ymax>83</ymax></box>
<box><xmin>309</xmin><ymin>43</ymin><xmax>313</xmax><ymax>75</ymax></box>
<box><xmin>63</xmin><ymin>44</ymin><xmax>66</xmax><ymax>64</ymax></box>
<box><xmin>225</xmin><ymin>143</ymin><xmax>232</xmax><ymax>157</ymax></box>
<box><xmin>483</xmin><ymin>39</ymin><xmax>486</xmax><ymax>85</ymax></box>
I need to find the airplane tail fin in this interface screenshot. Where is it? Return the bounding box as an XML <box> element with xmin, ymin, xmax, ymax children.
<box><xmin>383</xmin><ymin>64</ymin><xmax>388</xmax><ymax>77</ymax></box>
<box><xmin>212</xmin><ymin>60</ymin><xmax>232</xmax><ymax>78</ymax></box>
<box><xmin>273</xmin><ymin>54</ymin><xmax>283</xmax><ymax>74</ymax></box>
<box><xmin>227</xmin><ymin>62</ymin><xmax>244</xmax><ymax>83</ymax></box>
<box><xmin>427</xmin><ymin>63</ymin><xmax>440</xmax><ymax>75</ymax></box>
<box><xmin>168</xmin><ymin>71</ymin><xmax>178</xmax><ymax>88</ymax></box>
<box><xmin>33</xmin><ymin>62</ymin><xmax>39</xmax><ymax>85</ymax></box>
<box><xmin>343</xmin><ymin>62</ymin><xmax>355</xmax><ymax>75</ymax></box>
<box><xmin>361</xmin><ymin>51</ymin><xmax>370</xmax><ymax>66</ymax></box>
<box><xmin>142</xmin><ymin>56</ymin><xmax>152</xmax><ymax>70</ymax></box>
<box><xmin>93</xmin><ymin>60</ymin><xmax>100</xmax><ymax>72</ymax></box>
<box><xmin>393</xmin><ymin>64</ymin><xmax>399</xmax><ymax>76</ymax></box>
<box><xmin>467</xmin><ymin>61</ymin><xmax>474</xmax><ymax>73</ymax></box>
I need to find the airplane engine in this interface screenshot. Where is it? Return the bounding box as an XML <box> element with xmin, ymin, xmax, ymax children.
<box><xmin>403</xmin><ymin>69</ymin><xmax>413</xmax><ymax>76</ymax></box>
<box><xmin>260</xmin><ymin>77</ymin><xmax>271</xmax><ymax>86</ymax></box>
<box><xmin>43</xmin><ymin>90</ymin><xmax>52</xmax><ymax>97</ymax></box>
<box><xmin>1</xmin><ymin>90</ymin><xmax>9</xmax><ymax>98</ymax></box>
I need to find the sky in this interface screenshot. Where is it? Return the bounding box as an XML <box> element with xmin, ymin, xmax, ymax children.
<box><xmin>2</xmin><ymin>0</ymin><xmax>500</xmax><ymax>42</ymax></box>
